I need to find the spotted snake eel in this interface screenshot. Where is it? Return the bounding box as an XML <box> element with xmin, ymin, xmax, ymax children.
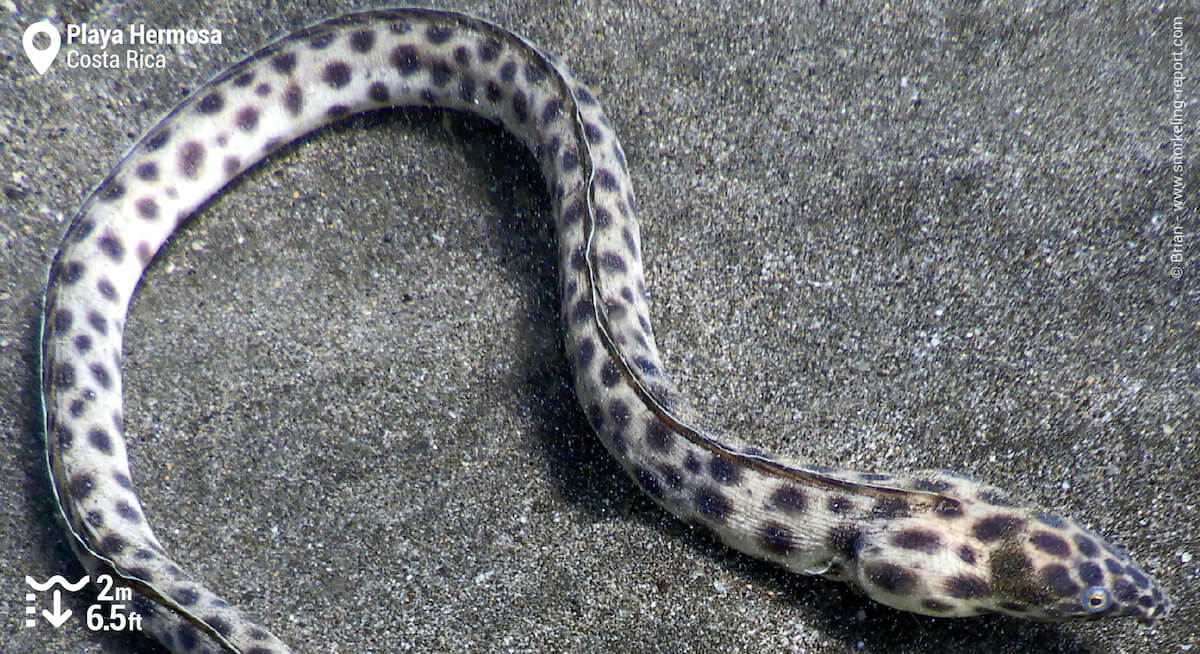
<box><xmin>38</xmin><ymin>8</ymin><xmax>1171</xmax><ymax>653</ymax></box>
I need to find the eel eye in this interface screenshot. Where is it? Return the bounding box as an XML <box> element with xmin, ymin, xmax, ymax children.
<box><xmin>1081</xmin><ymin>585</ymin><xmax>1111</xmax><ymax>613</ymax></box>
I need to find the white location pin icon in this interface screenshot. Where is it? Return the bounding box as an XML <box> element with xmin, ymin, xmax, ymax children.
<box><xmin>23</xmin><ymin>20</ymin><xmax>62</xmax><ymax>75</ymax></box>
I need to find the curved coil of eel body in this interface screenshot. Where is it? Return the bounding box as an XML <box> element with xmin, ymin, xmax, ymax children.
<box><xmin>39</xmin><ymin>7</ymin><xmax>1169</xmax><ymax>653</ymax></box>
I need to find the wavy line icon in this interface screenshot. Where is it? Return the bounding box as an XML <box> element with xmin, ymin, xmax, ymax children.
<box><xmin>25</xmin><ymin>575</ymin><xmax>90</xmax><ymax>592</ymax></box>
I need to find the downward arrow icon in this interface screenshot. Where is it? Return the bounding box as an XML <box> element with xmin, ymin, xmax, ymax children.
<box><xmin>42</xmin><ymin>590</ymin><xmax>72</xmax><ymax>627</ymax></box>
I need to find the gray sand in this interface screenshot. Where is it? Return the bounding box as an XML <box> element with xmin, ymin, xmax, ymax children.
<box><xmin>1</xmin><ymin>2</ymin><xmax>1195</xmax><ymax>652</ymax></box>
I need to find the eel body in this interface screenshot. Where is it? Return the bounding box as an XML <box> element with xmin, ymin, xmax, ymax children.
<box><xmin>39</xmin><ymin>8</ymin><xmax>1170</xmax><ymax>652</ymax></box>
